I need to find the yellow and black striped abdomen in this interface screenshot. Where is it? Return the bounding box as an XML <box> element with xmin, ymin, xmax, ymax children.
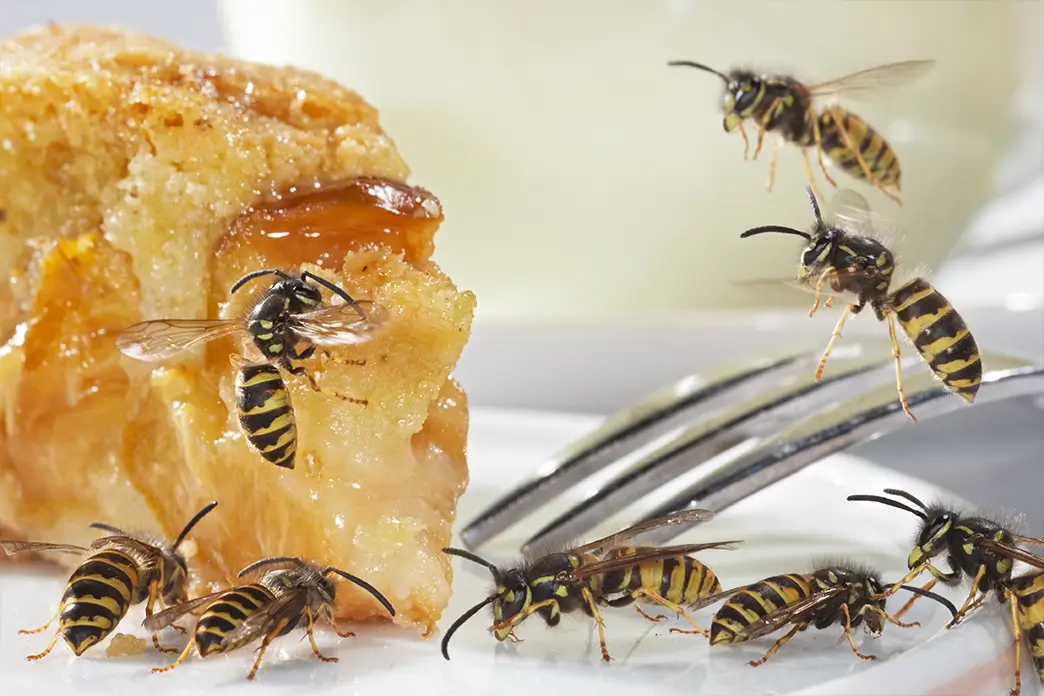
<box><xmin>195</xmin><ymin>583</ymin><xmax>276</xmax><ymax>657</ymax></box>
<box><xmin>818</xmin><ymin>107</ymin><xmax>900</xmax><ymax>191</ymax></box>
<box><xmin>710</xmin><ymin>573</ymin><xmax>812</xmax><ymax>645</ymax></box>
<box><xmin>1014</xmin><ymin>574</ymin><xmax>1044</xmax><ymax>682</ymax></box>
<box><xmin>889</xmin><ymin>278</ymin><xmax>982</xmax><ymax>403</ymax></box>
<box><xmin>59</xmin><ymin>549</ymin><xmax>139</xmax><ymax>655</ymax></box>
<box><xmin>235</xmin><ymin>363</ymin><xmax>297</xmax><ymax>469</ymax></box>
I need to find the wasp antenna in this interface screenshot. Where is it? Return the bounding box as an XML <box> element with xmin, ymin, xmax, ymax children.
<box><xmin>89</xmin><ymin>522</ymin><xmax>128</xmax><ymax>536</ymax></box>
<box><xmin>882</xmin><ymin>488</ymin><xmax>931</xmax><ymax>512</ymax></box>
<box><xmin>847</xmin><ymin>494</ymin><xmax>928</xmax><ymax>521</ymax></box>
<box><xmin>172</xmin><ymin>500</ymin><xmax>219</xmax><ymax>550</ymax></box>
<box><xmin>739</xmin><ymin>225</ymin><xmax>812</xmax><ymax>241</ymax></box>
<box><xmin>441</xmin><ymin>595</ymin><xmax>499</xmax><ymax>661</ymax></box>
<box><xmin>892</xmin><ymin>584</ymin><xmax>959</xmax><ymax>617</ymax></box>
<box><xmin>323</xmin><ymin>567</ymin><xmax>396</xmax><ymax>617</ymax></box>
<box><xmin>229</xmin><ymin>269</ymin><xmax>293</xmax><ymax>295</ymax></box>
<box><xmin>666</xmin><ymin>60</ymin><xmax>730</xmax><ymax>84</ymax></box>
<box><xmin>299</xmin><ymin>271</ymin><xmax>362</xmax><ymax>313</ymax></box>
<box><xmin>442</xmin><ymin>547</ymin><xmax>499</xmax><ymax>575</ymax></box>
<box><xmin>236</xmin><ymin>556</ymin><xmax>305</xmax><ymax>578</ymax></box>
<box><xmin>805</xmin><ymin>186</ymin><xmax>824</xmax><ymax>227</ymax></box>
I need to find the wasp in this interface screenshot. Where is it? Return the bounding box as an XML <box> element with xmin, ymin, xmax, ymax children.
<box><xmin>668</xmin><ymin>58</ymin><xmax>933</xmax><ymax>205</ymax></box>
<box><xmin>971</xmin><ymin>537</ymin><xmax>1044</xmax><ymax>696</ymax></box>
<box><xmin>440</xmin><ymin>509</ymin><xmax>740</xmax><ymax>661</ymax></box>
<box><xmin>690</xmin><ymin>558</ymin><xmax>957</xmax><ymax>666</ymax></box>
<box><xmin>116</xmin><ymin>269</ymin><xmax>389</xmax><ymax>469</ymax></box>
<box><xmin>847</xmin><ymin>488</ymin><xmax>1044</xmax><ymax>629</ymax></box>
<box><xmin>144</xmin><ymin>555</ymin><xmax>396</xmax><ymax>680</ymax></box>
<box><xmin>0</xmin><ymin>501</ymin><xmax>218</xmax><ymax>660</ymax></box>
<box><xmin>740</xmin><ymin>185</ymin><xmax>982</xmax><ymax>422</ymax></box>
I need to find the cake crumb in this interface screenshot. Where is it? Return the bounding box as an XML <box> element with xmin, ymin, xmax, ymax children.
<box><xmin>106</xmin><ymin>633</ymin><xmax>147</xmax><ymax>657</ymax></box>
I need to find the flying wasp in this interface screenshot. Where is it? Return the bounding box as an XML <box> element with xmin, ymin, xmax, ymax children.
<box><xmin>687</xmin><ymin>558</ymin><xmax>957</xmax><ymax>666</ymax></box>
<box><xmin>740</xmin><ymin>185</ymin><xmax>982</xmax><ymax>422</ymax></box>
<box><xmin>0</xmin><ymin>501</ymin><xmax>218</xmax><ymax>660</ymax></box>
<box><xmin>116</xmin><ymin>269</ymin><xmax>390</xmax><ymax>470</ymax></box>
<box><xmin>847</xmin><ymin>488</ymin><xmax>1044</xmax><ymax>629</ymax></box>
<box><xmin>667</xmin><ymin>58</ymin><xmax>934</xmax><ymax>206</ymax></box>
<box><xmin>440</xmin><ymin>509</ymin><xmax>741</xmax><ymax>661</ymax></box>
<box><xmin>971</xmin><ymin>537</ymin><xmax>1044</xmax><ymax>696</ymax></box>
<box><xmin>144</xmin><ymin>555</ymin><xmax>396</xmax><ymax>680</ymax></box>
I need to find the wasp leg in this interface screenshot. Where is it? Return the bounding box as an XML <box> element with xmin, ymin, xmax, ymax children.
<box><xmin>884</xmin><ymin>311</ymin><xmax>918</xmax><ymax>423</ymax></box>
<box><xmin>824</xmin><ymin>295</ymin><xmax>835</xmax><ymax>309</ymax></box>
<box><xmin>628</xmin><ymin>588</ymin><xmax>708</xmax><ymax>637</ymax></box>
<box><xmin>633</xmin><ymin>604</ymin><xmax>667</xmax><ymax>623</ymax></box>
<box><xmin>814</xmin><ymin>303</ymin><xmax>854</xmax><ymax>382</ymax></box>
<box><xmin>25</xmin><ymin>627</ymin><xmax>62</xmax><ymax>661</ymax></box>
<box><xmin>1008</xmin><ymin>590</ymin><xmax>1023</xmax><ymax>696</ymax></box>
<box><xmin>306</xmin><ymin>607</ymin><xmax>338</xmax><ymax>664</ymax></box>
<box><xmin>247</xmin><ymin>618</ymin><xmax>291</xmax><ymax>681</ymax></box>
<box><xmin>825</xmin><ymin>107</ymin><xmax>902</xmax><ymax>206</ymax></box>
<box><xmin>737</xmin><ymin>122</ymin><xmax>750</xmax><ymax>160</ymax></box>
<box><xmin>331</xmin><ymin>617</ymin><xmax>355</xmax><ymax>639</ymax></box>
<box><xmin>841</xmin><ymin>603</ymin><xmax>877</xmax><ymax>661</ymax></box>
<box><xmin>145</xmin><ymin>578</ymin><xmax>179</xmax><ymax>654</ymax></box>
<box><xmin>946</xmin><ymin>566</ymin><xmax>988</xmax><ymax>629</ymax></box>
<box><xmin>752</xmin><ymin>97</ymin><xmax>782</xmax><ymax>162</ymax></box>
<box><xmin>321</xmin><ymin>349</ymin><xmax>367</xmax><ymax>367</ymax></box>
<box><xmin>808</xmin><ymin>268</ymin><xmax>838</xmax><ymax>318</ymax></box>
<box><xmin>799</xmin><ymin>148</ymin><xmax>824</xmax><ymax>203</ymax></box>
<box><xmin>19</xmin><ymin>607</ymin><xmax>60</xmax><ymax>636</ymax></box>
<box><xmin>287</xmin><ymin>364</ymin><xmax>368</xmax><ymax>407</ymax></box>
<box><xmin>581</xmin><ymin>586</ymin><xmax>613</xmax><ymax>662</ymax></box>
<box><xmin>810</xmin><ymin>114</ymin><xmax>838</xmax><ymax>190</ymax></box>
<box><xmin>765</xmin><ymin>140</ymin><xmax>780</xmax><ymax>193</ymax></box>
<box><xmin>874</xmin><ymin>606</ymin><xmax>921</xmax><ymax>629</ymax></box>
<box><xmin>894</xmin><ymin>578</ymin><xmax>937</xmax><ymax>619</ymax></box>
<box><xmin>151</xmin><ymin>637</ymin><xmax>196</xmax><ymax>674</ymax></box>
<box><xmin>505</xmin><ymin>630</ymin><xmax>523</xmax><ymax>644</ymax></box>
<box><xmin>748</xmin><ymin>623</ymin><xmax>804</xmax><ymax>667</ymax></box>
<box><xmin>488</xmin><ymin>598</ymin><xmax>559</xmax><ymax>636</ymax></box>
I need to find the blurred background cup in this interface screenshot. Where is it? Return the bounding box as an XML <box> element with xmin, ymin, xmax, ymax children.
<box><xmin>219</xmin><ymin>0</ymin><xmax>1033</xmax><ymax>321</ymax></box>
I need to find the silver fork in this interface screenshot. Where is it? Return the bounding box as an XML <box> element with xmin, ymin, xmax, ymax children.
<box><xmin>459</xmin><ymin>340</ymin><xmax>1044</xmax><ymax>554</ymax></box>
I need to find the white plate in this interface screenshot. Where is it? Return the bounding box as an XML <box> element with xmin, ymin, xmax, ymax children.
<box><xmin>0</xmin><ymin>407</ymin><xmax>1028</xmax><ymax>695</ymax></box>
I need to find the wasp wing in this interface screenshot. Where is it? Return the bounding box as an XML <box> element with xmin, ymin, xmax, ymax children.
<box><xmin>0</xmin><ymin>540</ymin><xmax>88</xmax><ymax>555</ymax></box>
<box><xmin>685</xmin><ymin>585</ymin><xmax>748</xmax><ymax>612</ymax></box>
<box><xmin>116</xmin><ymin>319</ymin><xmax>243</xmax><ymax>361</ymax></box>
<box><xmin>976</xmin><ymin>538</ymin><xmax>1044</xmax><ymax>570</ymax></box>
<box><xmin>289</xmin><ymin>300</ymin><xmax>390</xmax><ymax>347</ymax></box>
<box><xmin>217</xmin><ymin>589</ymin><xmax>308</xmax><ymax>651</ymax></box>
<box><xmin>142</xmin><ymin>590</ymin><xmax>229</xmax><ymax>633</ymax></box>
<box><xmin>807</xmin><ymin>60</ymin><xmax>935</xmax><ymax>100</ymax></box>
<box><xmin>1012</xmin><ymin>535</ymin><xmax>1044</xmax><ymax>549</ymax></box>
<box><xmin>570</xmin><ymin>509</ymin><xmax>716</xmax><ymax>557</ymax></box>
<box><xmin>569</xmin><ymin>541</ymin><xmax>742</xmax><ymax>581</ymax></box>
<box><xmin>735</xmin><ymin>587</ymin><xmax>849</xmax><ymax>641</ymax></box>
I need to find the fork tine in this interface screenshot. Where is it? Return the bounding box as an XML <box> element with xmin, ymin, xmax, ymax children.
<box><xmin>631</xmin><ymin>357</ymin><xmax>1044</xmax><ymax>547</ymax></box>
<box><xmin>519</xmin><ymin>344</ymin><xmax>894</xmax><ymax>554</ymax></box>
<box><xmin>458</xmin><ymin>349</ymin><xmax>812</xmax><ymax>550</ymax></box>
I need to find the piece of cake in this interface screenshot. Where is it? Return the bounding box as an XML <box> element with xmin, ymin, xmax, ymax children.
<box><xmin>0</xmin><ymin>24</ymin><xmax>475</xmax><ymax>636</ymax></box>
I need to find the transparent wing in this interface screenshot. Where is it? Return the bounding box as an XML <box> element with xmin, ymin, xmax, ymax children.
<box><xmin>1012</xmin><ymin>534</ymin><xmax>1044</xmax><ymax>549</ymax></box>
<box><xmin>0</xmin><ymin>540</ymin><xmax>88</xmax><ymax>555</ymax></box>
<box><xmin>116</xmin><ymin>319</ymin><xmax>243</xmax><ymax>361</ymax></box>
<box><xmin>807</xmin><ymin>60</ymin><xmax>935</xmax><ymax>100</ymax></box>
<box><xmin>142</xmin><ymin>590</ymin><xmax>228</xmax><ymax>633</ymax></box>
<box><xmin>571</xmin><ymin>509</ymin><xmax>716</xmax><ymax>556</ymax></box>
<box><xmin>570</xmin><ymin>540</ymin><xmax>741</xmax><ymax>581</ymax></box>
<box><xmin>289</xmin><ymin>300</ymin><xmax>390</xmax><ymax>347</ymax></box>
<box><xmin>218</xmin><ymin>590</ymin><xmax>308</xmax><ymax>650</ymax></box>
<box><xmin>976</xmin><ymin>538</ymin><xmax>1044</xmax><ymax>570</ymax></box>
<box><xmin>686</xmin><ymin>585</ymin><xmax>747</xmax><ymax>612</ymax></box>
<box><xmin>736</xmin><ymin>587</ymin><xmax>849</xmax><ymax>641</ymax></box>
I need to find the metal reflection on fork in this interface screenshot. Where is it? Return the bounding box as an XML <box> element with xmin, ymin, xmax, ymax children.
<box><xmin>459</xmin><ymin>342</ymin><xmax>1044</xmax><ymax>554</ymax></box>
